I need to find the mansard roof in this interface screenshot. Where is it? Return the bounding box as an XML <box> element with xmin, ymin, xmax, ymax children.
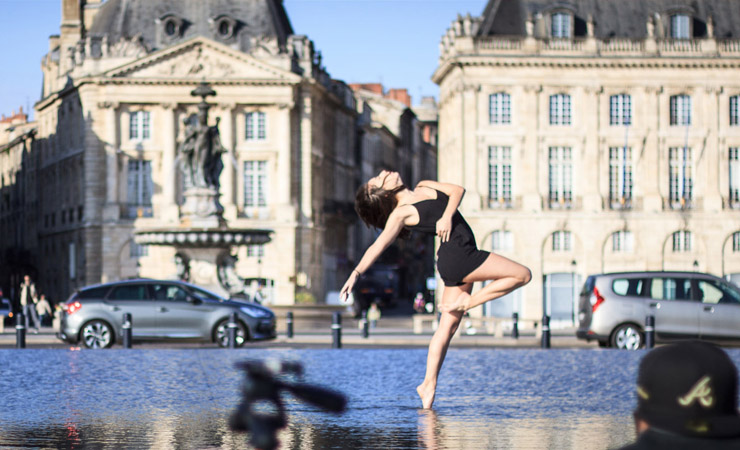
<box><xmin>88</xmin><ymin>0</ymin><xmax>294</xmax><ymax>52</ymax></box>
<box><xmin>478</xmin><ymin>0</ymin><xmax>740</xmax><ymax>39</ymax></box>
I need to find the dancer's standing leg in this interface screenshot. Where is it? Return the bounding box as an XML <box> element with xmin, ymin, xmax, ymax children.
<box><xmin>416</xmin><ymin>283</ymin><xmax>471</xmax><ymax>409</ymax></box>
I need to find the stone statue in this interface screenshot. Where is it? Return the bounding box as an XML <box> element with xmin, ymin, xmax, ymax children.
<box><xmin>178</xmin><ymin>105</ymin><xmax>226</xmax><ymax>191</ymax></box>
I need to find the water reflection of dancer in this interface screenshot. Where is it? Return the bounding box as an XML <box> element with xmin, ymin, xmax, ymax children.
<box><xmin>340</xmin><ymin>170</ymin><xmax>531</xmax><ymax>409</ymax></box>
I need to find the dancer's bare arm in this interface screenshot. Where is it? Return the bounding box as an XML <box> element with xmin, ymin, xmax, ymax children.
<box><xmin>340</xmin><ymin>208</ymin><xmax>411</xmax><ymax>301</ymax></box>
<box><xmin>416</xmin><ymin>180</ymin><xmax>465</xmax><ymax>242</ymax></box>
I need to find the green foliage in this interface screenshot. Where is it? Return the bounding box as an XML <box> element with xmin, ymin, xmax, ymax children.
<box><xmin>295</xmin><ymin>291</ymin><xmax>316</xmax><ymax>304</ymax></box>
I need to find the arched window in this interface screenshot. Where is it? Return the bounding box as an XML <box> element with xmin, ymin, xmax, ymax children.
<box><xmin>551</xmin><ymin>12</ymin><xmax>572</xmax><ymax>38</ymax></box>
<box><xmin>491</xmin><ymin>230</ymin><xmax>513</xmax><ymax>252</ymax></box>
<box><xmin>670</xmin><ymin>14</ymin><xmax>690</xmax><ymax>39</ymax></box>
<box><xmin>552</xmin><ymin>231</ymin><xmax>572</xmax><ymax>251</ymax></box>
<box><xmin>733</xmin><ymin>232</ymin><xmax>740</xmax><ymax>252</ymax></box>
<box><xmin>612</xmin><ymin>231</ymin><xmax>634</xmax><ymax>252</ymax></box>
<box><xmin>672</xmin><ymin>230</ymin><xmax>692</xmax><ymax>252</ymax></box>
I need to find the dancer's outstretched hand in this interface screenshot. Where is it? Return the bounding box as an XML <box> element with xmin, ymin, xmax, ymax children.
<box><xmin>340</xmin><ymin>271</ymin><xmax>360</xmax><ymax>303</ymax></box>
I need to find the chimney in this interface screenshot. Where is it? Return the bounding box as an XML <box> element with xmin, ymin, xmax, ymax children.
<box><xmin>62</xmin><ymin>0</ymin><xmax>82</xmax><ymax>28</ymax></box>
<box><xmin>387</xmin><ymin>89</ymin><xmax>411</xmax><ymax>107</ymax></box>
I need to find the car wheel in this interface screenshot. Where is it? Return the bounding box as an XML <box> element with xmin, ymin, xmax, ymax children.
<box><xmin>215</xmin><ymin>319</ymin><xmax>247</xmax><ymax>348</ymax></box>
<box><xmin>611</xmin><ymin>324</ymin><xmax>643</xmax><ymax>350</ymax></box>
<box><xmin>80</xmin><ymin>320</ymin><xmax>114</xmax><ymax>349</ymax></box>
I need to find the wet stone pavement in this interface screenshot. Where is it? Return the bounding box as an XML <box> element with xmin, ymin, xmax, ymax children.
<box><xmin>2</xmin><ymin>348</ymin><xmax>739</xmax><ymax>449</ymax></box>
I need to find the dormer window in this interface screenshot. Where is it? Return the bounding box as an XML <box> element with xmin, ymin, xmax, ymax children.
<box><xmin>158</xmin><ymin>14</ymin><xmax>184</xmax><ymax>42</ymax></box>
<box><xmin>211</xmin><ymin>15</ymin><xmax>238</xmax><ymax>41</ymax></box>
<box><xmin>670</xmin><ymin>14</ymin><xmax>691</xmax><ymax>39</ymax></box>
<box><xmin>551</xmin><ymin>12</ymin><xmax>572</xmax><ymax>38</ymax></box>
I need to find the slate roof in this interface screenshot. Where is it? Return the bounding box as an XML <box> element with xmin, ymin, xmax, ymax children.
<box><xmin>88</xmin><ymin>0</ymin><xmax>294</xmax><ymax>52</ymax></box>
<box><xmin>477</xmin><ymin>0</ymin><xmax>740</xmax><ymax>39</ymax></box>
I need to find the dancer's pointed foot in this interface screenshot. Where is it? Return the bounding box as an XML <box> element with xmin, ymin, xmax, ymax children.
<box><xmin>417</xmin><ymin>382</ymin><xmax>436</xmax><ymax>409</ymax></box>
<box><xmin>441</xmin><ymin>291</ymin><xmax>471</xmax><ymax>314</ymax></box>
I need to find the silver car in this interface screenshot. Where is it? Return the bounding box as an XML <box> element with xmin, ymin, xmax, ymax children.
<box><xmin>58</xmin><ymin>279</ymin><xmax>277</xmax><ymax>348</ymax></box>
<box><xmin>576</xmin><ymin>271</ymin><xmax>740</xmax><ymax>350</ymax></box>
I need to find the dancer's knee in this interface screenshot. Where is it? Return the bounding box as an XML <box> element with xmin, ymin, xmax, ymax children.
<box><xmin>517</xmin><ymin>267</ymin><xmax>532</xmax><ymax>286</ymax></box>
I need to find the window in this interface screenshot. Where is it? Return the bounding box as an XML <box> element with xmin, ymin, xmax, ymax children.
<box><xmin>548</xmin><ymin>146</ymin><xmax>572</xmax><ymax>208</ymax></box>
<box><xmin>672</xmin><ymin>230</ymin><xmax>692</xmax><ymax>252</ymax></box>
<box><xmin>243</xmin><ymin>160</ymin><xmax>268</xmax><ymax>216</ymax></box>
<box><xmin>69</xmin><ymin>242</ymin><xmax>76</xmax><ymax>280</ymax></box>
<box><xmin>610</xmin><ymin>94</ymin><xmax>632</xmax><ymax>126</ymax></box>
<box><xmin>731</xmin><ymin>96</ymin><xmax>739</xmax><ymax>126</ymax></box>
<box><xmin>670</xmin><ymin>95</ymin><xmax>691</xmax><ymax>126</ymax></box>
<box><xmin>730</xmin><ymin>148</ymin><xmax>740</xmax><ymax>207</ymax></box>
<box><xmin>612</xmin><ymin>230</ymin><xmax>634</xmax><ymax>253</ymax></box>
<box><xmin>245</xmin><ymin>112</ymin><xmax>266</xmax><ymax>140</ymax></box>
<box><xmin>612</xmin><ymin>278</ymin><xmax>645</xmax><ymax>296</ymax></box>
<box><xmin>130</xmin><ymin>241</ymin><xmax>149</xmax><ymax>258</ymax></box>
<box><xmin>126</xmin><ymin>160</ymin><xmax>153</xmax><ymax>218</ymax></box>
<box><xmin>151</xmin><ymin>284</ymin><xmax>190</xmax><ymax>302</ymax></box>
<box><xmin>491</xmin><ymin>230</ymin><xmax>513</xmax><ymax>252</ymax></box>
<box><xmin>650</xmin><ymin>277</ymin><xmax>692</xmax><ymax>300</ymax></box>
<box><xmin>670</xmin><ymin>14</ymin><xmax>690</xmax><ymax>39</ymax></box>
<box><xmin>609</xmin><ymin>147</ymin><xmax>632</xmax><ymax>209</ymax></box>
<box><xmin>489</xmin><ymin>93</ymin><xmax>511</xmax><ymax>124</ymax></box>
<box><xmin>696</xmin><ymin>280</ymin><xmax>740</xmax><ymax>304</ymax></box>
<box><xmin>669</xmin><ymin>147</ymin><xmax>693</xmax><ymax>209</ymax></box>
<box><xmin>552</xmin><ymin>231</ymin><xmax>572</xmax><ymax>251</ymax></box>
<box><xmin>109</xmin><ymin>284</ymin><xmax>151</xmax><ymax>301</ymax></box>
<box><xmin>733</xmin><ymin>232</ymin><xmax>740</xmax><ymax>252</ymax></box>
<box><xmin>549</xmin><ymin>94</ymin><xmax>571</xmax><ymax>125</ymax></box>
<box><xmin>129</xmin><ymin>111</ymin><xmax>151</xmax><ymax>140</ymax></box>
<box><xmin>551</xmin><ymin>12</ymin><xmax>571</xmax><ymax>38</ymax></box>
<box><xmin>247</xmin><ymin>244</ymin><xmax>265</xmax><ymax>258</ymax></box>
<box><xmin>488</xmin><ymin>146</ymin><xmax>512</xmax><ymax>208</ymax></box>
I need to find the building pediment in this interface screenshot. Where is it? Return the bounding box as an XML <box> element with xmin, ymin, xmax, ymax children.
<box><xmin>102</xmin><ymin>37</ymin><xmax>300</xmax><ymax>83</ymax></box>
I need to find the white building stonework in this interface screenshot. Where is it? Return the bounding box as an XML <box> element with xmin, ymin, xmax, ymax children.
<box><xmin>29</xmin><ymin>0</ymin><xmax>369</xmax><ymax>304</ymax></box>
<box><xmin>434</xmin><ymin>0</ymin><xmax>740</xmax><ymax>324</ymax></box>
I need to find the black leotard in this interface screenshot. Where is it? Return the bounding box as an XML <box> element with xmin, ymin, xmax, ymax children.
<box><xmin>407</xmin><ymin>190</ymin><xmax>490</xmax><ymax>287</ymax></box>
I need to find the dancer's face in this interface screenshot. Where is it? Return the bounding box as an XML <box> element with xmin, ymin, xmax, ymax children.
<box><xmin>368</xmin><ymin>170</ymin><xmax>402</xmax><ymax>191</ymax></box>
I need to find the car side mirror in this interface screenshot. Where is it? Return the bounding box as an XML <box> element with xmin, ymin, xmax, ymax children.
<box><xmin>187</xmin><ymin>296</ymin><xmax>202</xmax><ymax>304</ymax></box>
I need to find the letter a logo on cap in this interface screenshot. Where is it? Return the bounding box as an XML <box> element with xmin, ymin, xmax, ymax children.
<box><xmin>678</xmin><ymin>376</ymin><xmax>714</xmax><ymax>408</ymax></box>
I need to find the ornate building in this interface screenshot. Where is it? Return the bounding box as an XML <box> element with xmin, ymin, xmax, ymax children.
<box><xmin>434</xmin><ymin>0</ymin><xmax>740</xmax><ymax>325</ymax></box>
<box><xmin>20</xmin><ymin>0</ymin><xmax>436</xmax><ymax>305</ymax></box>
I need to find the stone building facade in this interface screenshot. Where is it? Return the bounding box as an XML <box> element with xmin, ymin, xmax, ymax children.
<box><xmin>433</xmin><ymin>0</ymin><xmax>740</xmax><ymax>324</ymax></box>
<box><xmin>5</xmin><ymin>0</ymin><xmax>436</xmax><ymax>306</ymax></box>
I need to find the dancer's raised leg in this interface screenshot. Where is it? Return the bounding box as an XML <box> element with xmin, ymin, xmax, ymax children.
<box><xmin>441</xmin><ymin>253</ymin><xmax>531</xmax><ymax>313</ymax></box>
<box><xmin>417</xmin><ymin>284</ymin><xmax>469</xmax><ymax>409</ymax></box>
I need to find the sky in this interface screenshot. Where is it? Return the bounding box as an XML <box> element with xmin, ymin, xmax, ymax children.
<box><xmin>0</xmin><ymin>0</ymin><xmax>486</xmax><ymax>119</ymax></box>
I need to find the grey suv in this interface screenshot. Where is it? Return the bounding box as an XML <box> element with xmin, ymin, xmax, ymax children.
<box><xmin>58</xmin><ymin>279</ymin><xmax>277</xmax><ymax>348</ymax></box>
<box><xmin>577</xmin><ymin>271</ymin><xmax>740</xmax><ymax>350</ymax></box>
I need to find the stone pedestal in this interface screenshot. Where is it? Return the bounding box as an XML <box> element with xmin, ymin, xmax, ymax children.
<box><xmin>180</xmin><ymin>187</ymin><xmax>224</xmax><ymax>228</ymax></box>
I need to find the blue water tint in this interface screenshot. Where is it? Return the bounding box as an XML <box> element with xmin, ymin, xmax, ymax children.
<box><xmin>0</xmin><ymin>348</ymin><xmax>738</xmax><ymax>449</ymax></box>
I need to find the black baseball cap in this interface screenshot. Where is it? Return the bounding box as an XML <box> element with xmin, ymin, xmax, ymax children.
<box><xmin>634</xmin><ymin>341</ymin><xmax>740</xmax><ymax>438</ymax></box>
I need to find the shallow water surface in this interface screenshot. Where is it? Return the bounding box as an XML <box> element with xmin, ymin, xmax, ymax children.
<box><xmin>1</xmin><ymin>348</ymin><xmax>738</xmax><ymax>449</ymax></box>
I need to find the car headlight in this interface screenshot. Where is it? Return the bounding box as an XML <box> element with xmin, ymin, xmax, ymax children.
<box><xmin>240</xmin><ymin>305</ymin><xmax>272</xmax><ymax>318</ymax></box>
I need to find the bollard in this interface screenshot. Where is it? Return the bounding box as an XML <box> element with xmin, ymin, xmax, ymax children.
<box><xmin>512</xmin><ymin>312</ymin><xmax>519</xmax><ymax>339</ymax></box>
<box><xmin>16</xmin><ymin>312</ymin><xmax>26</xmax><ymax>349</ymax></box>
<box><xmin>331</xmin><ymin>311</ymin><xmax>342</xmax><ymax>349</ymax></box>
<box><xmin>644</xmin><ymin>315</ymin><xmax>655</xmax><ymax>349</ymax></box>
<box><xmin>228</xmin><ymin>312</ymin><xmax>239</xmax><ymax>349</ymax></box>
<box><xmin>361</xmin><ymin>310</ymin><xmax>369</xmax><ymax>339</ymax></box>
<box><xmin>122</xmin><ymin>313</ymin><xmax>132</xmax><ymax>348</ymax></box>
<box><xmin>541</xmin><ymin>315</ymin><xmax>551</xmax><ymax>349</ymax></box>
<box><xmin>286</xmin><ymin>312</ymin><xmax>294</xmax><ymax>338</ymax></box>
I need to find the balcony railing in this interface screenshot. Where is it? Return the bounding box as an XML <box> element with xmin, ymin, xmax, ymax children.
<box><xmin>121</xmin><ymin>203</ymin><xmax>153</xmax><ymax>219</ymax></box>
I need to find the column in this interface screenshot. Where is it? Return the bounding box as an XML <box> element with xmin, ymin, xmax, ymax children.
<box><xmin>161</xmin><ymin>103</ymin><xmax>179</xmax><ymax>222</ymax></box>
<box><xmin>100</xmin><ymin>101</ymin><xmax>120</xmax><ymax>222</ymax></box>
<box><xmin>218</xmin><ymin>103</ymin><xmax>237</xmax><ymax>221</ymax></box>
<box><xmin>276</xmin><ymin>102</ymin><xmax>294</xmax><ymax>220</ymax></box>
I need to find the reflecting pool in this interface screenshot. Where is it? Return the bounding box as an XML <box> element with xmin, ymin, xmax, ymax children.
<box><xmin>1</xmin><ymin>348</ymin><xmax>738</xmax><ymax>449</ymax></box>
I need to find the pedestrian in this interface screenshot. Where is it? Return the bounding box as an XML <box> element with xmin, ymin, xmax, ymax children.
<box><xmin>19</xmin><ymin>274</ymin><xmax>41</xmax><ymax>333</ymax></box>
<box><xmin>340</xmin><ymin>170</ymin><xmax>531</xmax><ymax>408</ymax></box>
<box><xmin>36</xmin><ymin>294</ymin><xmax>53</xmax><ymax>327</ymax></box>
<box><xmin>615</xmin><ymin>340</ymin><xmax>740</xmax><ymax>450</ymax></box>
<box><xmin>367</xmin><ymin>302</ymin><xmax>381</xmax><ymax>328</ymax></box>
<box><xmin>413</xmin><ymin>292</ymin><xmax>426</xmax><ymax>313</ymax></box>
